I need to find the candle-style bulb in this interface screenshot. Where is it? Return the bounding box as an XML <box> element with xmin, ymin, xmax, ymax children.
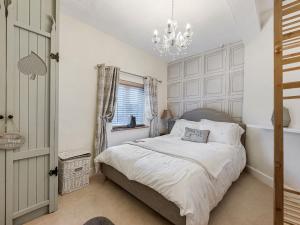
<box><xmin>186</xmin><ymin>23</ymin><xmax>191</xmax><ymax>31</ymax></box>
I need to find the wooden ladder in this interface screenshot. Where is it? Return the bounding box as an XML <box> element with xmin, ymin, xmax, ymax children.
<box><xmin>274</xmin><ymin>1</ymin><xmax>300</xmax><ymax>225</ymax></box>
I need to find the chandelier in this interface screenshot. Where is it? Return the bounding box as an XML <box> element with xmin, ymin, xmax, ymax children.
<box><xmin>152</xmin><ymin>0</ymin><xmax>193</xmax><ymax>56</ymax></box>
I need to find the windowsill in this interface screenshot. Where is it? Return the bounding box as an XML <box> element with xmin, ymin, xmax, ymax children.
<box><xmin>111</xmin><ymin>125</ymin><xmax>149</xmax><ymax>132</ymax></box>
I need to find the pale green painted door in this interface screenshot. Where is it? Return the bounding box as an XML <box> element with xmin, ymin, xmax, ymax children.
<box><xmin>4</xmin><ymin>0</ymin><xmax>58</xmax><ymax>224</ymax></box>
<box><xmin>0</xmin><ymin>0</ymin><xmax>7</xmax><ymax>224</ymax></box>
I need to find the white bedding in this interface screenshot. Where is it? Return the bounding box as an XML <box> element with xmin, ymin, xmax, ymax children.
<box><xmin>126</xmin><ymin>137</ymin><xmax>236</xmax><ymax>179</ymax></box>
<box><xmin>95</xmin><ymin>135</ymin><xmax>246</xmax><ymax>225</ymax></box>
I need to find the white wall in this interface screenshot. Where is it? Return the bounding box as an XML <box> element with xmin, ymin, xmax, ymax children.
<box><xmin>243</xmin><ymin>14</ymin><xmax>300</xmax><ymax>189</ymax></box>
<box><xmin>58</xmin><ymin>14</ymin><xmax>167</xmax><ymax>154</ymax></box>
<box><xmin>243</xmin><ymin>16</ymin><xmax>273</xmax><ymax>127</ymax></box>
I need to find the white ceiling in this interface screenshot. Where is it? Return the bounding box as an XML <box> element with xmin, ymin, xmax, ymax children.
<box><xmin>61</xmin><ymin>0</ymin><xmax>272</xmax><ymax>62</ymax></box>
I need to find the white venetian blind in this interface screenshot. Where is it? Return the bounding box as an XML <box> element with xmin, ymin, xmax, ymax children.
<box><xmin>112</xmin><ymin>83</ymin><xmax>145</xmax><ymax>127</ymax></box>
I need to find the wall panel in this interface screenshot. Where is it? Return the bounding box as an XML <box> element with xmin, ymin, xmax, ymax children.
<box><xmin>184</xmin><ymin>57</ymin><xmax>201</xmax><ymax>78</ymax></box>
<box><xmin>204</xmin><ymin>49</ymin><xmax>225</xmax><ymax>74</ymax></box>
<box><xmin>203</xmin><ymin>75</ymin><xmax>225</xmax><ymax>98</ymax></box>
<box><xmin>228</xmin><ymin>98</ymin><xmax>243</xmax><ymax>121</ymax></box>
<box><xmin>204</xmin><ymin>99</ymin><xmax>226</xmax><ymax>112</ymax></box>
<box><xmin>167</xmin><ymin>82</ymin><xmax>181</xmax><ymax>100</ymax></box>
<box><xmin>167</xmin><ymin>62</ymin><xmax>181</xmax><ymax>81</ymax></box>
<box><xmin>229</xmin><ymin>70</ymin><xmax>244</xmax><ymax>96</ymax></box>
<box><xmin>183</xmin><ymin>78</ymin><xmax>201</xmax><ymax>98</ymax></box>
<box><xmin>230</xmin><ymin>44</ymin><xmax>244</xmax><ymax>68</ymax></box>
<box><xmin>167</xmin><ymin>42</ymin><xmax>244</xmax><ymax>121</ymax></box>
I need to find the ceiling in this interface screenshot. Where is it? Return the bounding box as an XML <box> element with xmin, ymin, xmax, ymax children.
<box><xmin>61</xmin><ymin>0</ymin><xmax>272</xmax><ymax>62</ymax></box>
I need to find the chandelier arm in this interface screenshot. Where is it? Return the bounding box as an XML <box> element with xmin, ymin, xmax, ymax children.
<box><xmin>172</xmin><ymin>0</ymin><xmax>174</xmax><ymax>20</ymax></box>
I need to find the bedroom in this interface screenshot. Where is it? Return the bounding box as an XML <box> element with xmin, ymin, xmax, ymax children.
<box><xmin>0</xmin><ymin>0</ymin><xmax>299</xmax><ymax>225</ymax></box>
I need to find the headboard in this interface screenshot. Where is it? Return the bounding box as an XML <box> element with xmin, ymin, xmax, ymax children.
<box><xmin>171</xmin><ymin>108</ymin><xmax>246</xmax><ymax>147</ymax></box>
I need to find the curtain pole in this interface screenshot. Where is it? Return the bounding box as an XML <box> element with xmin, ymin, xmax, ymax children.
<box><xmin>96</xmin><ymin>64</ymin><xmax>162</xmax><ymax>83</ymax></box>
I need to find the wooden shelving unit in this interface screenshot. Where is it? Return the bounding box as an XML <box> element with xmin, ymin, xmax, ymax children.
<box><xmin>274</xmin><ymin>1</ymin><xmax>300</xmax><ymax>224</ymax></box>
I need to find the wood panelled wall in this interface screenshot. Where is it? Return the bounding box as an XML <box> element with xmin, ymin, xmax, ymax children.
<box><xmin>167</xmin><ymin>42</ymin><xmax>245</xmax><ymax>121</ymax></box>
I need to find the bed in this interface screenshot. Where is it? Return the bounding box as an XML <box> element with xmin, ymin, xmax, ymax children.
<box><xmin>95</xmin><ymin>108</ymin><xmax>246</xmax><ymax>225</ymax></box>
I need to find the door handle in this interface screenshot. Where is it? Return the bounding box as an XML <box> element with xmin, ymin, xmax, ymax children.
<box><xmin>0</xmin><ymin>115</ymin><xmax>3</xmax><ymax>120</ymax></box>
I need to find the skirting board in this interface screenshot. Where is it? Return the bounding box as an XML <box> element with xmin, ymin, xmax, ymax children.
<box><xmin>246</xmin><ymin>165</ymin><xmax>273</xmax><ymax>188</ymax></box>
<box><xmin>90</xmin><ymin>167</ymin><xmax>96</xmax><ymax>177</ymax></box>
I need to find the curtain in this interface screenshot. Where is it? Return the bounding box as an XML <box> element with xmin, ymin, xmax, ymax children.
<box><xmin>144</xmin><ymin>77</ymin><xmax>160</xmax><ymax>137</ymax></box>
<box><xmin>94</xmin><ymin>64</ymin><xmax>120</xmax><ymax>156</ymax></box>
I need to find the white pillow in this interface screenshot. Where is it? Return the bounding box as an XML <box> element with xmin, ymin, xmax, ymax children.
<box><xmin>170</xmin><ymin>119</ymin><xmax>201</xmax><ymax>137</ymax></box>
<box><xmin>199</xmin><ymin>119</ymin><xmax>244</xmax><ymax>146</ymax></box>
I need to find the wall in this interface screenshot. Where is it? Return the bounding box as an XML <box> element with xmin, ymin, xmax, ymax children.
<box><xmin>58</xmin><ymin>14</ymin><xmax>167</xmax><ymax>155</ymax></box>
<box><xmin>243</xmin><ymin>14</ymin><xmax>300</xmax><ymax>189</ymax></box>
<box><xmin>167</xmin><ymin>42</ymin><xmax>244</xmax><ymax>121</ymax></box>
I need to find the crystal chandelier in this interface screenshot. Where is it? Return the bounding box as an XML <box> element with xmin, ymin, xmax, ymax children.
<box><xmin>152</xmin><ymin>0</ymin><xmax>193</xmax><ymax>56</ymax></box>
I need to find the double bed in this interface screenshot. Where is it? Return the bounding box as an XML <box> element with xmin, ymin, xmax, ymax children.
<box><xmin>95</xmin><ymin>108</ymin><xmax>246</xmax><ymax>225</ymax></box>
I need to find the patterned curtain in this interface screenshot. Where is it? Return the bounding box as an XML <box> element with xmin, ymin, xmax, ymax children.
<box><xmin>94</xmin><ymin>64</ymin><xmax>120</xmax><ymax>156</ymax></box>
<box><xmin>144</xmin><ymin>77</ymin><xmax>160</xmax><ymax>137</ymax></box>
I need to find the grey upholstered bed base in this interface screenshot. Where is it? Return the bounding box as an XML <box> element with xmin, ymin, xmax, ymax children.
<box><xmin>100</xmin><ymin>108</ymin><xmax>246</xmax><ymax>225</ymax></box>
<box><xmin>101</xmin><ymin>164</ymin><xmax>186</xmax><ymax>225</ymax></box>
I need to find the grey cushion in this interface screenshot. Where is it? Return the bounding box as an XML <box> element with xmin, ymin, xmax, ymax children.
<box><xmin>84</xmin><ymin>217</ymin><xmax>115</xmax><ymax>225</ymax></box>
<box><xmin>181</xmin><ymin>127</ymin><xmax>210</xmax><ymax>143</ymax></box>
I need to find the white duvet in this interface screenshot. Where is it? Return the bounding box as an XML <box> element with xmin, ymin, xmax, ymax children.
<box><xmin>95</xmin><ymin>135</ymin><xmax>246</xmax><ymax>225</ymax></box>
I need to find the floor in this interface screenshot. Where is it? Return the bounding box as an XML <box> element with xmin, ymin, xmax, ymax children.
<box><xmin>25</xmin><ymin>172</ymin><xmax>273</xmax><ymax>225</ymax></box>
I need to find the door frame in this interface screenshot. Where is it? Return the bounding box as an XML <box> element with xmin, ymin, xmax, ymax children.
<box><xmin>49</xmin><ymin>10</ymin><xmax>59</xmax><ymax>213</ymax></box>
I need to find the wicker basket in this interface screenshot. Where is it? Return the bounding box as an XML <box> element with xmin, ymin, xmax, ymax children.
<box><xmin>58</xmin><ymin>151</ymin><xmax>91</xmax><ymax>195</ymax></box>
<box><xmin>0</xmin><ymin>133</ymin><xmax>25</xmax><ymax>150</ymax></box>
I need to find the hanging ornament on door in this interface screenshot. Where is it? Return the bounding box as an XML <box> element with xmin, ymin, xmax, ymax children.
<box><xmin>0</xmin><ymin>114</ymin><xmax>25</xmax><ymax>150</ymax></box>
<box><xmin>17</xmin><ymin>51</ymin><xmax>47</xmax><ymax>80</ymax></box>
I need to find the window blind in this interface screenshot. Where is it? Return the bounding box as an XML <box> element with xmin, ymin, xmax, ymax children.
<box><xmin>112</xmin><ymin>83</ymin><xmax>145</xmax><ymax>127</ymax></box>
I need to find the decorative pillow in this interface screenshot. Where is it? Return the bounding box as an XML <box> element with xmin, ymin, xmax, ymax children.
<box><xmin>181</xmin><ymin>127</ymin><xmax>210</xmax><ymax>143</ymax></box>
<box><xmin>170</xmin><ymin>119</ymin><xmax>201</xmax><ymax>137</ymax></box>
<box><xmin>199</xmin><ymin>119</ymin><xmax>244</xmax><ymax>146</ymax></box>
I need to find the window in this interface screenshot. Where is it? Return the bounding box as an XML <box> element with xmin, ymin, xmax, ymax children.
<box><xmin>112</xmin><ymin>81</ymin><xmax>145</xmax><ymax>127</ymax></box>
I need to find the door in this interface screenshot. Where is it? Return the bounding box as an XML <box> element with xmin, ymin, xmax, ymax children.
<box><xmin>5</xmin><ymin>0</ymin><xmax>58</xmax><ymax>224</ymax></box>
<box><xmin>0</xmin><ymin>1</ymin><xmax>7</xmax><ymax>224</ymax></box>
